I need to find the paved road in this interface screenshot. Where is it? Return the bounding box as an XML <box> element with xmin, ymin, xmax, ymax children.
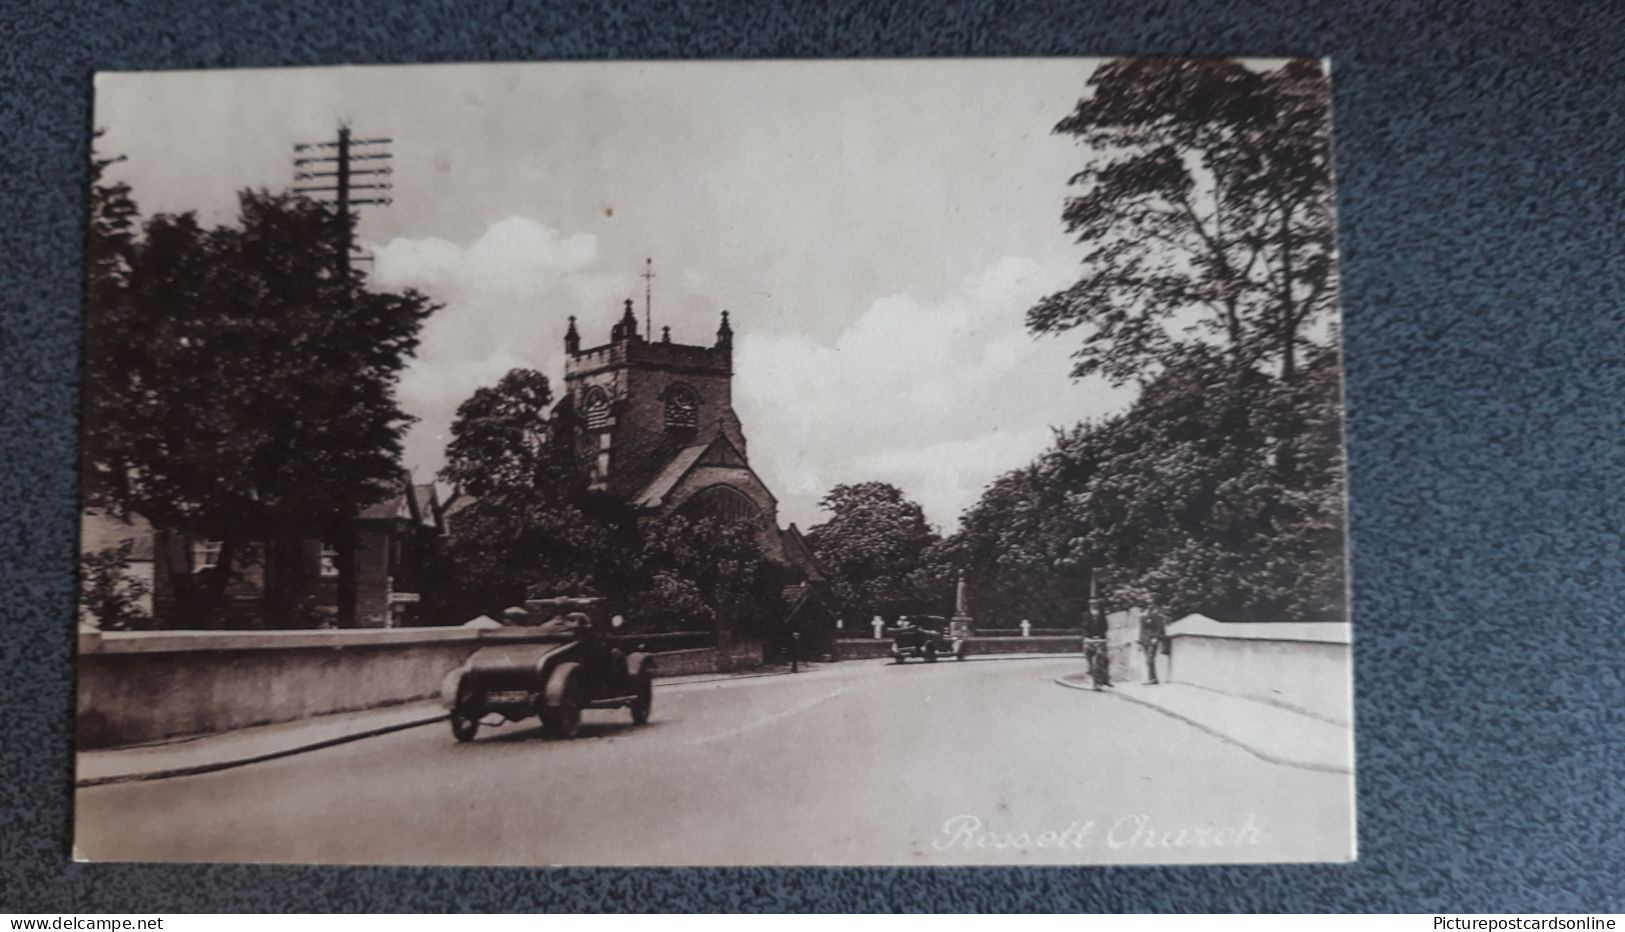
<box><xmin>75</xmin><ymin>657</ymin><xmax>1354</xmax><ymax>866</ymax></box>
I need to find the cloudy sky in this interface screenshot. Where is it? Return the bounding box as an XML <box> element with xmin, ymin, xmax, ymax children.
<box><xmin>95</xmin><ymin>60</ymin><xmax>1140</xmax><ymax>531</ymax></box>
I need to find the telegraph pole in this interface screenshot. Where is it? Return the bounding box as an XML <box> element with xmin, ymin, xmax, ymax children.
<box><xmin>293</xmin><ymin>125</ymin><xmax>394</xmax><ymax>279</ymax></box>
<box><xmin>289</xmin><ymin>126</ymin><xmax>393</xmax><ymax>628</ymax></box>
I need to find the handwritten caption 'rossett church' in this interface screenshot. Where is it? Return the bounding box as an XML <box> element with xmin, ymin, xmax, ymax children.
<box><xmin>932</xmin><ymin>814</ymin><xmax>1266</xmax><ymax>853</ymax></box>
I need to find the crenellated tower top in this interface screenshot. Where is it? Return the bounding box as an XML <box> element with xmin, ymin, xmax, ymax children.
<box><xmin>561</xmin><ymin>302</ymin><xmax>747</xmax><ymax>498</ymax></box>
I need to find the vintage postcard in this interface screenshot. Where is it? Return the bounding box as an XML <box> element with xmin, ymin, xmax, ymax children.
<box><xmin>75</xmin><ymin>58</ymin><xmax>1354</xmax><ymax>866</ymax></box>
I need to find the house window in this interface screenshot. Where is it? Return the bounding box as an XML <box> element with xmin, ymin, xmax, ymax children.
<box><xmin>584</xmin><ymin>388</ymin><xmax>611</xmax><ymax>430</ymax></box>
<box><xmin>192</xmin><ymin>539</ymin><xmax>222</xmax><ymax>573</ymax></box>
<box><xmin>665</xmin><ymin>385</ymin><xmax>699</xmax><ymax>430</ymax></box>
<box><xmin>319</xmin><ymin>542</ymin><xmax>340</xmax><ymax>577</ymax></box>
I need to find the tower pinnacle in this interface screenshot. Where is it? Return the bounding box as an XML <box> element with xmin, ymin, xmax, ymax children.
<box><xmin>617</xmin><ymin>297</ymin><xmax>639</xmax><ymax>342</ymax></box>
<box><xmin>716</xmin><ymin>310</ymin><xmax>733</xmax><ymax>352</ymax></box>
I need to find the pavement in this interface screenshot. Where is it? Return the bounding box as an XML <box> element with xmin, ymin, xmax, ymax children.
<box><xmin>1055</xmin><ymin>673</ymin><xmax>1355</xmax><ymax>774</ymax></box>
<box><xmin>75</xmin><ymin>700</ymin><xmax>450</xmax><ymax>787</ymax></box>
<box><xmin>74</xmin><ymin>655</ymin><xmax>1355</xmax><ymax>866</ymax></box>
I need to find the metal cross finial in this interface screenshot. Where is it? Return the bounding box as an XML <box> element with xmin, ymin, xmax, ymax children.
<box><xmin>642</xmin><ymin>257</ymin><xmax>655</xmax><ymax>337</ymax></box>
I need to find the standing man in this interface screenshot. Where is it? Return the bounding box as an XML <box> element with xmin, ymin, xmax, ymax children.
<box><xmin>1138</xmin><ymin>612</ymin><xmax>1165</xmax><ymax>685</ymax></box>
<box><xmin>1083</xmin><ymin>574</ymin><xmax>1112</xmax><ymax>689</ymax></box>
<box><xmin>1086</xmin><ymin>599</ymin><xmax>1113</xmax><ymax>690</ymax></box>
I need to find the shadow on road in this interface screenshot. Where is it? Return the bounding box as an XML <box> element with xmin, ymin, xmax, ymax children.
<box><xmin>881</xmin><ymin>655</ymin><xmax>1081</xmax><ymax>668</ymax></box>
<box><xmin>466</xmin><ymin>718</ymin><xmax>667</xmax><ymax>744</ymax></box>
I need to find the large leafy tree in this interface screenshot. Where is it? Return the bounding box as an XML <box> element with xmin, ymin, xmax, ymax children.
<box><xmin>433</xmin><ymin>368</ymin><xmax>637</xmax><ymax>621</ymax></box>
<box><xmin>433</xmin><ymin>368</ymin><xmax>787</xmax><ymax>634</ymax></box>
<box><xmin>955</xmin><ymin>347</ymin><xmax>1347</xmax><ymax>629</ymax></box>
<box><xmin>1093</xmin><ymin>348</ymin><xmax>1347</xmax><ymax>624</ymax></box>
<box><xmin>805</xmin><ymin>482</ymin><xmax>941</xmax><ymax>621</ymax></box>
<box><xmin>1027</xmin><ymin>58</ymin><xmax>1338</xmax><ymax>384</ymax></box>
<box><xmin>81</xmin><ymin>175</ymin><xmax>438</xmax><ymax>626</ymax></box>
<box><xmin>440</xmin><ymin>368</ymin><xmax>562</xmax><ymax>499</ymax></box>
<box><xmin>947</xmin><ymin>424</ymin><xmax>1112</xmax><ymax>631</ymax></box>
<box><xmin>432</xmin><ymin>486</ymin><xmax>637</xmax><ymax>623</ymax></box>
<box><xmin>979</xmin><ymin>58</ymin><xmax>1349</xmax><ymax>630</ymax></box>
<box><xmin>635</xmin><ymin>512</ymin><xmax>788</xmax><ymax>635</ymax></box>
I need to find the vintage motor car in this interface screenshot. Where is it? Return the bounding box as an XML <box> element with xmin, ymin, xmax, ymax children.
<box><xmin>440</xmin><ymin>597</ymin><xmax>655</xmax><ymax>742</ymax></box>
<box><xmin>889</xmin><ymin>615</ymin><xmax>967</xmax><ymax>663</ymax></box>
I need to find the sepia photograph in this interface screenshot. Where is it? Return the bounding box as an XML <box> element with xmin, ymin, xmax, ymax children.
<box><xmin>74</xmin><ymin>57</ymin><xmax>1354</xmax><ymax>867</ymax></box>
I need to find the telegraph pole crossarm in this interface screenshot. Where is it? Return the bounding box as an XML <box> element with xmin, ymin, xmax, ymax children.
<box><xmin>291</xmin><ymin>125</ymin><xmax>394</xmax><ymax>285</ymax></box>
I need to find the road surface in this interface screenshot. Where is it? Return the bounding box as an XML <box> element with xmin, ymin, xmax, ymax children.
<box><xmin>75</xmin><ymin>657</ymin><xmax>1354</xmax><ymax>865</ymax></box>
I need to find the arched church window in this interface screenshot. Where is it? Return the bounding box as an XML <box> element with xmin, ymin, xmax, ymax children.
<box><xmin>664</xmin><ymin>384</ymin><xmax>699</xmax><ymax>430</ymax></box>
<box><xmin>682</xmin><ymin>485</ymin><xmax>759</xmax><ymax>523</ymax></box>
<box><xmin>583</xmin><ymin>387</ymin><xmax>611</xmax><ymax>430</ymax></box>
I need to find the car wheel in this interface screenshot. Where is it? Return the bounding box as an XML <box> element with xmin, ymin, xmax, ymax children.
<box><xmin>545</xmin><ymin>692</ymin><xmax>582</xmax><ymax>739</ymax></box>
<box><xmin>450</xmin><ymin>686</ymin><xmax>481</xmax><ymax>742</ymax></box>
<box><xmin>956</xmin><ymin>644</ymin><xmax>967</xmax><ymax>661</ymax></box>
<box><xmin>630</xmin><ymin>671</ymin><xmax>653</xmax><ymax>725</ymax></box>
<box><xmin>543</xmin><ymin>663</ymin><xmax>584</xmax><ymax>739</ymax></box>
<box><xmin>924</xmin><ymin>645</ymin><xmax>938</xmax><ymax>663</ymax></box>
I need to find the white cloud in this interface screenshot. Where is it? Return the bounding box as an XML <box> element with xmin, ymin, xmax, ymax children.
<box><xmin>851</xmin><ymin>428</ymin><xmax>1055</xmax><ymax>534</ymax></box>
<box><xmin>370</xmin><ymin>231</ymin><xmax>1132</xmax><ymax>531</ymax></box>
<box><xmin>682</xmin><ymin>268</ymin><xmax>710</xmax><ymax>292</ymax></box>
<box><xmin>735</xmin><ymin>257</ymin><xmax>1134</xmax><ymax>532</ymax></box>
<box><xmin>368</xmin><ymin>216</ymin><xmax>629</xmax><ymax>478</ymax></box>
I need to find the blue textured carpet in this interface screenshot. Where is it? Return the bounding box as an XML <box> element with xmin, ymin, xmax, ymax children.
<box><xmin>2</xmin><ymin>0</ymin><xmax>1622</xmax><ymax>913</ymax></box>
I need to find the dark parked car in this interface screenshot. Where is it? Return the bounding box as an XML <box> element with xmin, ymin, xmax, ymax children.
<box><xmin>889</xmin><ymin>615</ymin><xmax>967</xmax><ymax>663</ymax></box>
<box><xmin>440</xmin><ymin>597</ymin><xmax>655</xmax><ymax>742</ymax></box>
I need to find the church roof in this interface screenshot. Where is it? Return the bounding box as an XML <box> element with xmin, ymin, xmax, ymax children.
<box><xmin>631</xmin><ymin>433</ymin><xmax>767</xmax><ymax>511</ymax></box>
<box><xmin>632</xmin><ymin>443</ymin><xmax>713</xmax><ymax>510</ymax></box>
<box><xmin>780</xmin><ymin>524</ymin><xmax>829</xmax><ymax>582</ymax></box>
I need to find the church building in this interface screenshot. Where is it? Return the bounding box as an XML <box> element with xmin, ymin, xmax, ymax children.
<box><xmin>559</xmin><ymin>299</ymin><xmax>833</xmax><ymax>644</ymax></box>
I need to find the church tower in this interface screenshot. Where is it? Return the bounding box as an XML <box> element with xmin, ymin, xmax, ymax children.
<box><xmin>557</xmin><ymin>295</ymin><xmax>839</xmax><ymax>646</ymax></box>
<box><xmin>561</xmin><ymin>301</ymin><xmax>780</xmax><ymax>557</ymax></box>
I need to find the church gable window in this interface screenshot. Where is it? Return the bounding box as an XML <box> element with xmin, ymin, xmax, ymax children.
<box><xmin>682</xmin><ymin>485</ymin><xmax>759</xmax><ymax>522</ymax></box>
<box><xmin>664</xmin><ymin>384</ymin><xmax>699</xmax><ymax>431</ymax></box>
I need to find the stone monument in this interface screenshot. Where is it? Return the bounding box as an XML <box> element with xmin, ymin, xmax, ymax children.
<box><xmin>950</xmin><ymin>571</ymin><xmax>976</xmax><ymax>639</ymax></box>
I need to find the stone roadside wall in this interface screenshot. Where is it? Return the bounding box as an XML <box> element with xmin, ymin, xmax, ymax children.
<box><xmin>76</xmin><ymin>627</ymin><xmax>728</xmax><ymax>749</ymax></box>
<box><xmin>1163</xmin><ymin>615</ymin><xmax>1353</xmax><ymax>725</ymax></box>
<box><xmin>834</xmin><ymin>635</ymin><xmax>1084</xmax><ymax>661</ymax></box>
